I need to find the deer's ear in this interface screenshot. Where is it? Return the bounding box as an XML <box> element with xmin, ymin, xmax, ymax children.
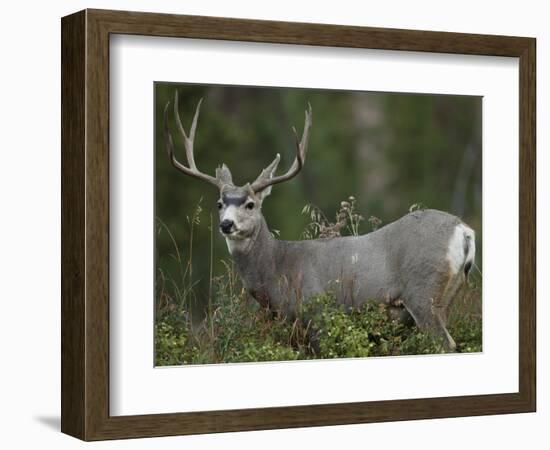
<box><xmin>216</xmin><ymin>164</ymin><xmax>233</xmax><ymax>187</ymax></box>
<box><xmin>257</xmin><ymin>185</ymin><xmax>272</xmax><ymax>202</ymax></box>
<box><xmin>253</xmin><ymin>154</ymin><xmax>280</xmax><ymax>202</ymax></box>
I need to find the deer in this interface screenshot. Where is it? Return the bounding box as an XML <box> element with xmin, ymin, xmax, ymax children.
<box><xmin>163</xmin><ymin>91</ymin><xmax>476</xmax><ymax>352</ymax></box>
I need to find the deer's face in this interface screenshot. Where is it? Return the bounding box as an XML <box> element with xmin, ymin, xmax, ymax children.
<box><xmin>217</xmin><ymin>185</ymin><xmax>264</xmax><ymax>241</ymax></box>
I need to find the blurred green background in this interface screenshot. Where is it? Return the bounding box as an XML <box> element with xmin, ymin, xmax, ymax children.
<box><xmin>155</xmin><ymin>83</ymin><xmax>482</xmax><ymax>318</ymax></box>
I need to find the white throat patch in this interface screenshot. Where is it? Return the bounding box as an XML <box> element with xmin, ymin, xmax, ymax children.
<box><xmin>225</xmin><ymin>237</ymin><xmax>237</xmax><ymax>255</ymax></box>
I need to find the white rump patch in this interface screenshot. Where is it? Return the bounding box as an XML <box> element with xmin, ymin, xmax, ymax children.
<box><xmin>351</xmin><ymin>253</ymin><xmax>359</xmax><ymax>264</ymax></box>
<box><xmin>446</xmin><ymin>223</ymin><xmax>476</xmax><ymax>275</ymax></box>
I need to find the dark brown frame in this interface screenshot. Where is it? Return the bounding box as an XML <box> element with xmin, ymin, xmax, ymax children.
<box><xmin>61</xmin><ymin>9</ymin><xmax>536</xmax><ymax>441</ymax></box>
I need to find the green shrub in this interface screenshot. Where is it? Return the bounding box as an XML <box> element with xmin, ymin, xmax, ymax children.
<box><xmin>155</xmin><ymin>199</ymin><xmax>482</xmax><ymax>366</ymax></box>
<box><xmin>301</xmin><ymin>293</ymin><xmax>454</xmax><ymax>358</ymax></box>
<box><xmin>155</xmin><ymin>278</ymin><xmax>482</xmax><ymax>365</ymax></box>
<box><xmin>155</xmin><ymin>321</ymin><xmax>198</xmax><ymax>366</ymax></box>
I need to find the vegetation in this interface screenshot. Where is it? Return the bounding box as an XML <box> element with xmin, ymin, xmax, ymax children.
<box><xmin>155</xmin><ymin>84</ymin><xmax>482</xmax><ymax>314</ymax></box>
<box><xmin>155</xmin><ymin>199</ymin><xmax>482</xmax><ymax>366</ymax></box>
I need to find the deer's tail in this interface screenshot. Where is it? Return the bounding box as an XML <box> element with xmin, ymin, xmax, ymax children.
<box><xmin>462</xmin><ymin>226</ymin><xmax>476</xmax><ymax>278</ymax></box>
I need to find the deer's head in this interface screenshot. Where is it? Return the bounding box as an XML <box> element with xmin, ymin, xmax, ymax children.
<box><xmin>164</xmin><ymin>91</ymin><xmax>312</xmax><ymax>249</ymax></box>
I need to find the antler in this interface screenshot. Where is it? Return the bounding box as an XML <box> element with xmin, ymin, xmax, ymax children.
<box><xmin>251</xmin><ymin>103</ymin><xmax>312</xmax><ymax>193</ymax></box>
<box><xmin>163</xmin><ymin>91</ymin><xmax>221</xmax><ymax>188</ymax></box>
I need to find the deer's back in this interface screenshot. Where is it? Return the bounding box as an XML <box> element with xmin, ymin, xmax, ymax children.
<box><xmin>273</xmin><ymin>209</ymin><xmax>464</xmax><ymax>309</ymax></box>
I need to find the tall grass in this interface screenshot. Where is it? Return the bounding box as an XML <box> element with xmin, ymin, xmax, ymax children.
<box><xmin>155</xmin><ymin>199</ymin><xmax>482</xmax><ymax>366</ymax></box>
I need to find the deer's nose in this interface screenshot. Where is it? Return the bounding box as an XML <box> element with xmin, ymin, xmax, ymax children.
<box><xmin>220</xmin><ymin>219</ymin><xmax>234</xmax><ymax>234</ymax></box>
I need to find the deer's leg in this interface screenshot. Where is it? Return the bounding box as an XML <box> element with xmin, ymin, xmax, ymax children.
<box><xmin>386</xmin><ymin>304</ymin><xmax>415</xmax><ymax>327</ymax></box>
<box><xmin>306</xmin><ymin>327</ymin><xmax>322</xmax><ymax>356</ymax></box>
<box><xmin>403</xmin><ymin>294</ymin><xmax>457</xmax><ymax>352</ymax></box>
<box><xmin>438</xmin><ymin>272</ymin><xmax>466</xmax><ymax>324</ymax></box>
<box><xmin>428</xmin><ymin>271</ymin><xmax>467</xmax><ymax>352</ymax></box>
<box><xmin>431</xmin><ymin>307</ymin><xmax>457</xmax><ymax>352</ymax></box>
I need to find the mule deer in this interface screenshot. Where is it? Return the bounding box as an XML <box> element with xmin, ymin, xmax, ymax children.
<box><xmin>163</xmin><ymin>92</ymin><xmax>476</xmax><ymax>351</ymax></box>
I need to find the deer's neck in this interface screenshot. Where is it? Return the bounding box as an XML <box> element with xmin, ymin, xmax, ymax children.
<box><xmin>228</xmin><ymin>218</ymin><xmax>277</xmax><ymax>289</ymax></box>
<box><xmin>228</xmin><ymin>217</ymin><xmax>273</xmax><ymax>260</ymax></box>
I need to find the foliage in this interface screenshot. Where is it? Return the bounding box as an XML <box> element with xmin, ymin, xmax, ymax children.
<box><xmin>155</xmin><ymin>199</ymin><xmax>482</xmax><ymax>366</ymax></box>
<box><xmin>156</xmin><ymin>271</ymin><xmax>482</xmax><ymax>365</ymax></box>
<box><xmin>302</xmin><ymin>294</ymin><xmax>450</xmax><ymax>358</ymax></box>
<box><xmin>301</xmin><ymin>195</ymin><xmax>368</xmax><ymax>239</ymax></box>
<box><xmin>156</xmin><ymin>263</ymin><xmax>306</xmax><ymax>365</ymax></box>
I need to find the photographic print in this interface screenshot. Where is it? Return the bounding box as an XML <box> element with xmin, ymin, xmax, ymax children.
<box><xmin>154</xmin><ymin>83</ymin><xmax>482</xmax><ymax>366</ymax></box>
<box><xmin>61</xmin><ymin>10</ymin><xmax>535</xmax><ymax>439</ymax></box>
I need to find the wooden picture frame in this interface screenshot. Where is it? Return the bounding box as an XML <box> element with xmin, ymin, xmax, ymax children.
<box><xmin>61</xmin><ymin>8</ymin><xmax>536</xmax><ymax>441</ymax></box>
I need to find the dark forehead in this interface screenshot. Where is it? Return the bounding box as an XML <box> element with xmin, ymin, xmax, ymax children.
<box><xmin>222</xmin><ymin>188</ymin><xmax>250</xmax><ymax>206</ymax></box>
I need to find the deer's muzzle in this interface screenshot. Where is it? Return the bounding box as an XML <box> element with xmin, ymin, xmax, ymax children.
<box><xmin>220</xmin><ymin>219</ymin><xmax>234</xmax><ymax>234</ymax></box>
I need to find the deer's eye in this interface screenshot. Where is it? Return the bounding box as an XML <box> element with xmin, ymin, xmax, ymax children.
<box><xmin>245</xmin><ymin>201</ymin><xmax>255</xmax><ymax>210</ymax></box>
<box><xmin>217</xmin><ymin>201</ymin><xmax>223</xmax><ymax>210</ymax></box>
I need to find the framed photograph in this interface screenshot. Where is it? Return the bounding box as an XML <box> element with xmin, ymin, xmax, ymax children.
<box><xmin>61</xmin><ymin>9</ymin><xmax>536</xmax><ymax>440</ymax></box>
